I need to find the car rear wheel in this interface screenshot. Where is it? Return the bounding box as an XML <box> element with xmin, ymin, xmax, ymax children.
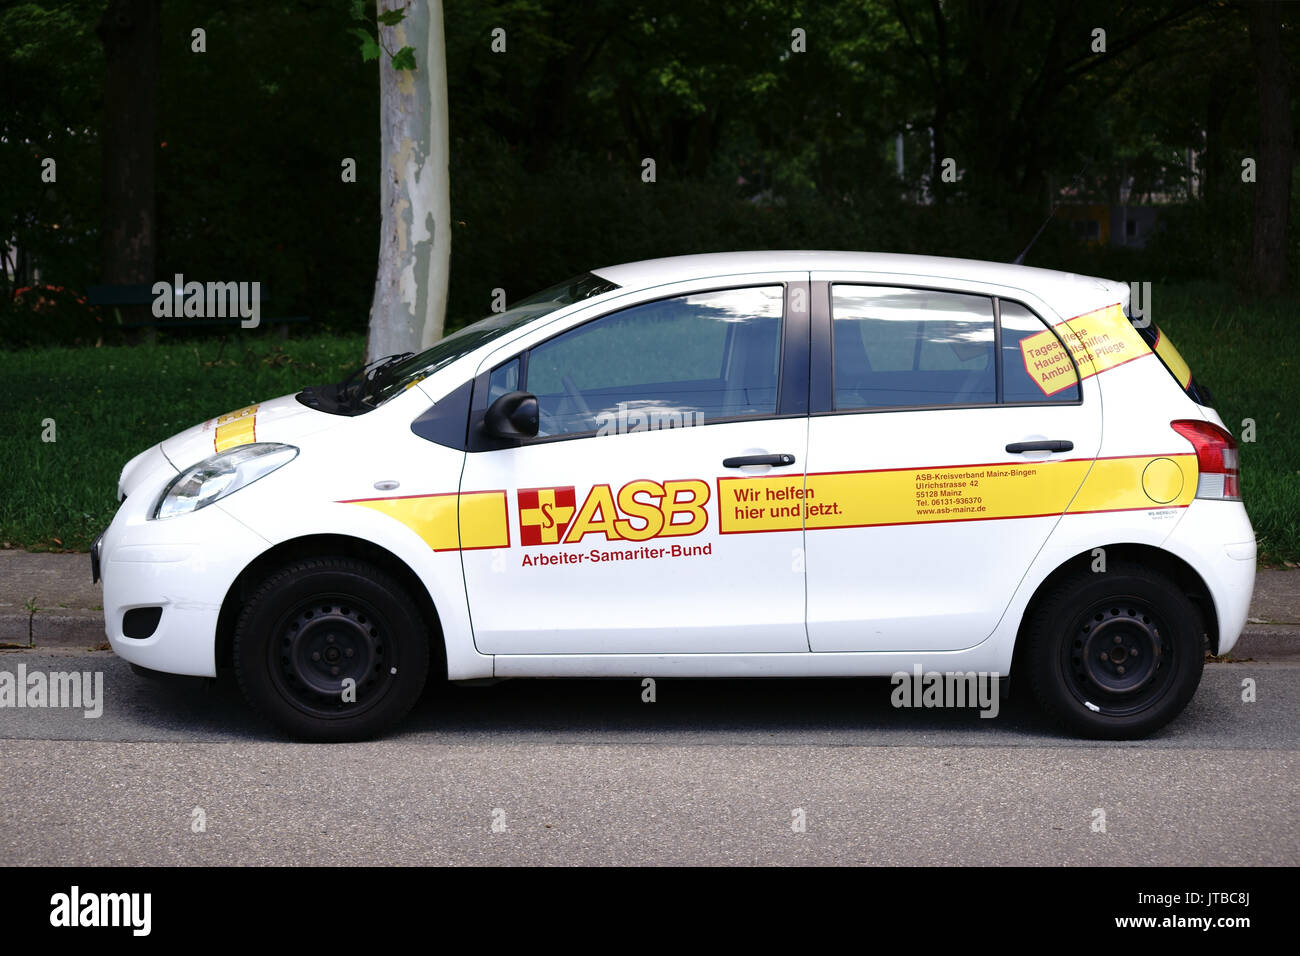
<box><xmin>1025</xmin><ymin>561</ymin><xmax>1205</xmax><ymax>739</ymax></box>
<box><xmin>233</xmin><ymin>556</ymin><xmax>429</xmax><ymax>741</ymax></box>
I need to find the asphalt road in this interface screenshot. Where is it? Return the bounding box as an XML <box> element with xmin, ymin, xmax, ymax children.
<box><xmin>1</xmin><ymin>649</ymin><xmax>1296</xmax><ymax>865</ymax></box>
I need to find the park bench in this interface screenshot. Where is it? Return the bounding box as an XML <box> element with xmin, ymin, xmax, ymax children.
<box><xmin>86</xmin><ymin>283</ymin><xmax>310</xmax><ymax>339</ymax></box>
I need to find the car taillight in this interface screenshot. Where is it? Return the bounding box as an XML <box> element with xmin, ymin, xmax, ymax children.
<box><xmin>1170</xmin><ymin>420</ymin><xmax>1240</xmax><ymax>500</ymax></box>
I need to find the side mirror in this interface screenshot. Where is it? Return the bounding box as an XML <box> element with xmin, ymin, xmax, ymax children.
<box><xmin>484</xmin><ymin>391</ymin><xmax>539</xmax><ymax>439</ymax></box>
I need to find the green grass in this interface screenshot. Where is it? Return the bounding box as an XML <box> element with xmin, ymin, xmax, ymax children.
<box><xmin>0</xmin><ymin>280</ymin><xmax>1296</xmax><ymax>561</ymax></box>
<box><xmin>0</xmin><ymin>335</ymin><xmax>364</xmax><ymax>551</ymax></box>
<box><xmin>1151</xmin><ymin>283</ymin><xmax>1300</xmax><ymax>565</ymax></box>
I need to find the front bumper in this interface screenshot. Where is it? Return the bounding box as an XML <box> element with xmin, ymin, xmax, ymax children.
<box><xmin>99</xmin><ymin>490</ymin><xmax>269</xmax><ymax>677</ymax></box>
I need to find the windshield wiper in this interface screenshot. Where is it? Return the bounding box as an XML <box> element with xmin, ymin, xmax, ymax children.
<box><xmin>335</xmin><ymin>351</ymin><xmax>413</xmax><ymax>410</ymax></box>
<box><xmin>361</xmin><ymin>351</ymin><xmax>415</xmax><ymax>405</ymax></box>
<box><xmin>367</xmin><ymin>350</ymin><xmax>414</xmax><ymax>388</ymax></box>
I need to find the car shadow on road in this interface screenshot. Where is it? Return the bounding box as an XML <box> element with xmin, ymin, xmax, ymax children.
<box><xmin>399</xmin><ymin>675</ymin><xmax>1061</xmax><ymax>743</ymax></box>
<box><xmin>2</xmin><ymin>652</ymin><xmax>1271</xmax><ymax>746</ymax></box>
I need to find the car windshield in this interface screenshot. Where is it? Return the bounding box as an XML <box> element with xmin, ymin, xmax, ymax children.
<box><xmin>363</xmin><ymin>272</ymin><xmax>620</xmax><ymax>406</ymax></box>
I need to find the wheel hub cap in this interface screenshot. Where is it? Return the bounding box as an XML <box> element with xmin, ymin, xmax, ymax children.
<box><xmin>1067</xmin><ymin>603</ymin><xmax>1173</xmax><ymax>712</ymax></box>
<box><xmin>271</xmin><ymin>599</ymin><xmax>394</xmax><ymax>716</ymax></box>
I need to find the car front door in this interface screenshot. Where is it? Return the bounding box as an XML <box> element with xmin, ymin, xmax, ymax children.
<box><xmin>802</xmin><ymin>278</ymin><xmax>1103</xmax><ymax>652</ymax></box>
<box><xmin>458</xmin><ymin>276</ymin><xmax>812</xmax><ymax>655</ymax></box>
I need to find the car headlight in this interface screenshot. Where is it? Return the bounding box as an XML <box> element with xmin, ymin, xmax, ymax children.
<box><xmin>153</xmin><ymin>443</ymin><xmax>298</xmax><ymax>520</ymax></box>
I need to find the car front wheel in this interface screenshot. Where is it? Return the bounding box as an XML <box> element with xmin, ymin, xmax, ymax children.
<box><xmin>1025</xmin><ymin>561</ymin><xmax>1205</xmax><ymax>739</ymax></box>
<box><xmin>233</xmin><ymin>556</ymin><xmax>430</xmax><ymax>741</ymax></box>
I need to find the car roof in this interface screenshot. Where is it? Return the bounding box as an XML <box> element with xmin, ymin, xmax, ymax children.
<box><xmin>590</xmin><ymin>251</ymin><xmax>1127</xmax><ymax>317</ymax></box>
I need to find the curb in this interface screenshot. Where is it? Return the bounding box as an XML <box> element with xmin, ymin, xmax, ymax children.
<box><xmin>1230</xmin><ymin>625</ymin><xmax>1300</xmax><ymax>660</ymax></box>
<box><xmin>0</xmin><ymin>610</ymin><xmax>105</xmax><ymax>649</ymax></box>
<box><xmin>1</xmin><ymin>611</ymin><xmax>1297</xmax><ymax>659</ymax></box>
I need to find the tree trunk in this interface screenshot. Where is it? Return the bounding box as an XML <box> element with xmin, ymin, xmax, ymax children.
<box><xmin>366</xmin><ymin>0</ymin><xmax>452</xmax><ymax>361</ymax></box>
<box><xmin>1247</xmin><ymin>0</ymin><xmax>1293</xmax><ymax>294</ymax></box>
<box><xmin>1203</xmin><ymin>81</ymin><xmax>1229</xmax><ymax>203</ymax></box>
<box><xmin>96</xmin><ymin>0</ymin><xmax>159</xmax><ymax>316</ymax></box>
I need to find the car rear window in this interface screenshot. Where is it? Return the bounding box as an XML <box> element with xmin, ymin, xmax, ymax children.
<box><xmin>1125</xmin><ymin>310</ymin><xmax>1214</xmax><ymax>407</ymax></box>
<box><xmin>830</xmin><ymin>286</ymin><xmax>997</xmax><ymax>409</ymax></box>
<box><xmin>999</xmin><ymin>300</ymin><xmax>1081</xmax><ymax>403</ymax></box>
<box><xmin>828</xmin><ymin>287</ymin><xmax>1085</xmax><ymax>408</ymax></box>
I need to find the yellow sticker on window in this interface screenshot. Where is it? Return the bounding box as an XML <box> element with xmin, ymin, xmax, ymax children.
<box><xmin>1019</xmin><ymin>303</ymin><xmax>1150</xmax><ymax>395</ymax></box>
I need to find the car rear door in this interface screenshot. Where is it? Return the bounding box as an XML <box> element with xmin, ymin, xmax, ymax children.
<box><xmin>458</xmin><ymin>274</ymin><xmax>812</xmax><ymax>655</ymax></box>
<box><xmin>802</xmin><ymin>277</ymin><xmax>1103</xmax><ymax>652</ymax></box>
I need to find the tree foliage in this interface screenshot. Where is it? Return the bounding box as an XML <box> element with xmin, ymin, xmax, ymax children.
<box><xmin>2</xmin><ymin>0</ymin><xmax>1295</xmax><ymax>348</ymax></box>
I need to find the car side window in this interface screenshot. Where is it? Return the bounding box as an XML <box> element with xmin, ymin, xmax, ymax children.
<box><xmin>831</xmin><ymin>285</ymin><xmax>995</xmax><ymax>409</ymax></box>
<box><xmin>487</xmin><ymin>358</ymin><xmax>521</xmax><ymax>403</ymax></box>
<box><xmin>999</xmin><ymin>300</ymin><xmax>1080</xmax><ymax>402</ymax></box>
<box><xmin>522</xmin><ymin>286</ymin><xmax>783</xmax><ymax>437</ymax></box>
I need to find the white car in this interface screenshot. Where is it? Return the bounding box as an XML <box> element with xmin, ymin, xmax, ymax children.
<box><xmin>95</xmin><ymin>251</ymin><xmax>1255</xmax><ymax>740</ymax></box>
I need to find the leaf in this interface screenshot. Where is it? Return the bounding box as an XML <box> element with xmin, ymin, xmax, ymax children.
<box><xmin>350</xmin><ymin>27</ymin><xmax>381</xmax><ymax>62</ymax></box>
<box><xmin>390</xmin><ymin>45</ymin><xmax>417</xmax><ymax>71</ymax></box>
<box><xmin>377</xmin><ymin>8</ymin><xmax>407</xmax><ymax>27</ymax></box>
<box><xmin>349</xmin><ymin>0</ymin><xmax>366</xmax><ymax>20</ymax></box>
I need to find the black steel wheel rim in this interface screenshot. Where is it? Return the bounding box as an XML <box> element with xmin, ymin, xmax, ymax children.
<box><xmin>1060</xmin><ymin>597</ymin><xmax>1178</xmax><ymax>717</ymax></box>
<box><xmin>267</xmin><ymin>594</ymin><xmax>398</xmax><ymax>719</ymax></box>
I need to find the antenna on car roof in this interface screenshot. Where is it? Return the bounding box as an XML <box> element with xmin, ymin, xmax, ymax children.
<box><xmin>1011</xmin><ymin>159</ymin><xmax>1093</xmax><ymax>265</ymax></box>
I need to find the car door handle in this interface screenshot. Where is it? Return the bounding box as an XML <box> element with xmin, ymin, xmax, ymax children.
<box><xmin>723</xmin><ymin>453</ymin><xmax>797</xmax><ymax>468</ymax></box>
<box><xmin>1005</xmin><ymin>440</ymin><xmax>1074</xmax><ymax>454</ymax></box>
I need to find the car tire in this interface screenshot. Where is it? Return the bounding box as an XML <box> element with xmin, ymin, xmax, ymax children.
<box><xmin>233</xmin><ymin>556</ymin><xmax>430</xmax><ymax>741</ymax></box>
<box><xmin>1025</xmin><ymin>561</ymin><xmax>1205</xmax><ymax>739</ymax></box>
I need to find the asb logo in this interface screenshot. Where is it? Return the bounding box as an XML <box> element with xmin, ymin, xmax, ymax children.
<box><xmin>517</xmin><ymin>480</ymin><xmax>710</xmax><ymax>546</ymax></box>
<box><xmin>518</xmin><ymin>486</ymin><xmax>577</xmax><ymax>545</ymax></box>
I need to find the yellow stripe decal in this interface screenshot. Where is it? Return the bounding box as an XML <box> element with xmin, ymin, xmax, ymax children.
<box><xmin>1019</xmin><ymin>303</ymin><xmax>1152</xmax><ymax>396</ymax></box>
<box><xmin>1152</xmin><ymin>327</ymin><xmax>1193</xmax><ymax>388</ymax></box>
<box><xmin>348</xmin><ymin>453</ymin><xmax>1195</xmax><ymax>551</ymax></box>
<box><xmin>719</xmin><ymin>453</ymin><xmax>1197</xmax><ymax>534</ymax></box>
<box><xmin>213</xmin><ymin>404</ymin><xmax>259</xmax><ymax>452</ymax></box>
<box><xmin>459</xmin><ymin>491</ymin><xmax>512</xmax><ymax>549</ymax></box>
<box><xmin>1067</xmin><ymin>454</ymin><xmax>1197</xmax><ymax>512</ymax></box>
<box><xmin>343</xmin><ymin>491</ymin><xmax>510</xmax><ymax>551</ymax></box>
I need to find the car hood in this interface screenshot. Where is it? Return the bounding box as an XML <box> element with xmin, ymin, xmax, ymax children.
<box><xmin>159</xmin><ymin>393</ymin><xmax>335</xmax><ymax>470</ymax></box>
